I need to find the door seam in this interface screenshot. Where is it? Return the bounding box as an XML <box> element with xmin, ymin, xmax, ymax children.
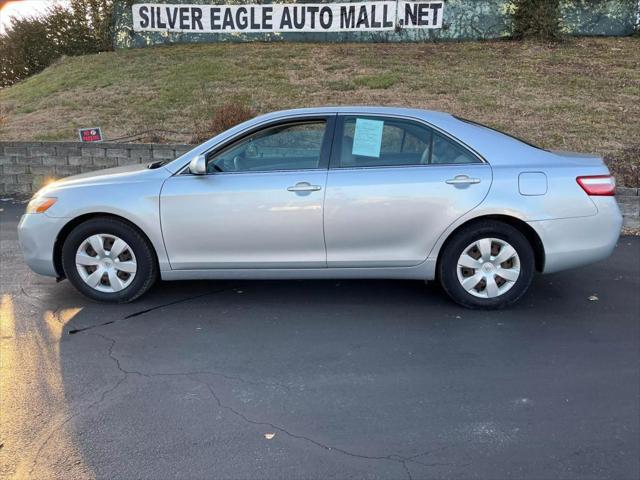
<box><xmin>321</xmin><ymin>114</ymin><xmax>338</xmax><ymax>268</ymax></box>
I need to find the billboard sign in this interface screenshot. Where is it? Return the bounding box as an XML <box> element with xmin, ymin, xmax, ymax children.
<box><xmin>132</xmin><ymin>1</ymin><xmax>444</xmax><ymax>33</ymax></box>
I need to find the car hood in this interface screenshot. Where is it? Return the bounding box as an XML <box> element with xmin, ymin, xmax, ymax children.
<box><xmin>37</xmin><ymin>163</ymin><xmax>169</xmax><ymax>194</ymax></box>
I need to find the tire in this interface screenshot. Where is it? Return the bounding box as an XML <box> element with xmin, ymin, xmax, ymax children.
<box><xmin>438</xmin><ymin>220</ymin><xmax>535</xmax><ymax>310</ymax></box>
<box><xmin>61</xmin><ymin>217</ymin><xmax>158</xmax><ymax>303</ymax></box>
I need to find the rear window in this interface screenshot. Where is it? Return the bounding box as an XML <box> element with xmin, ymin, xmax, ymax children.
<box><xmin>454</xmin><ymin>116</ymin><xmax>548</xmax><ymax>151</ymax></box>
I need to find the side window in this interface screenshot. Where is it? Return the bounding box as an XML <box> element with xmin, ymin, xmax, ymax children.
<box><xmin>431</xmin><ymin>133</ymin><xmax>480</xmax><ymax>165</ymax></box>
<box><xmin>207</xmin><ymin>121</ymin><xmax>326</xmax><ymax>173</ymax></box>
<box><xmin>337</xmin><ymin>116</ymin><xmax>432</xmax><ymax>168</ymax></box>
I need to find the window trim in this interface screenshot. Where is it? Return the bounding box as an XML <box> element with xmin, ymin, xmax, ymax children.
<box><xmin>330</xmin><ymin>113</ymin><xmax>486</xmax><ymax>170</ymax></box>
<box><xmin>179</xmin><ymin>115</ymin><xmax>336</xmax><ymax>175</ymax></box>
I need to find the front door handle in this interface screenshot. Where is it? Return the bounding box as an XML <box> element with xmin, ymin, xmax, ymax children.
<box><xmin>287</xmin><ymin>182</ymin><xmax>322</xmax><ymax>192</ymax></box>
<box><xmin>445</xmin><ymin>175</ymin><xmax>481</xmax><ymax>185</ymax></box>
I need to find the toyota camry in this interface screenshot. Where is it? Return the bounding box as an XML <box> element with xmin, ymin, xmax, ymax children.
<box><xmin>18</xmin><ymin>107</ymin><xmax>623</xmax><ymax>309</ymax></box>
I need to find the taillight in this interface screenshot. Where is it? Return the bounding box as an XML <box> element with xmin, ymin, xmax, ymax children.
<box><xmin>576</xmin><ymin>175</ymin><xmax>616</xmax><ymax>196</ymax></box>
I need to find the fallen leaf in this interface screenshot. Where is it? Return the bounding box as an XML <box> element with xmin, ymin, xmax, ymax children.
<box><xmin>264</xmin><ymin>433</ymin><xmax>275</xmax><ymax>440</ymax></box>
<box><xmin>588</xmin><ymin>295</ymin><xmax>599</xmax><ymax>301</ymax></box>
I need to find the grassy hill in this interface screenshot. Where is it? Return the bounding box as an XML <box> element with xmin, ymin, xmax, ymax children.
<box><xmin>0</xmin><ymin>38</ymin><xmax>638</xmax><ymax>185</ymax></box>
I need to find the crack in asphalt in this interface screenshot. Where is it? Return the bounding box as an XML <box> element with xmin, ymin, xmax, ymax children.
<box><xmin>68</xmin><ymin>286</ymin><xmax>237</xmax><ymax>334</ymax></box>
<box><xmin>27</xmin><ymin>288</ymin><xmax>463</xmax><ymax>478</ymax></box>
<box><xmin>89</xmin><ymin>332</ymin><xmax>291</xmax><ymax>392</ymax></box>
<box><xmin>84</xmin><ymin>331</ymin><xmax>466</xmax><ymax>480</ymax></box>
<box><xmin>122</xmin><ymin>286</ymin><xmax>237</xmax><ymax>319</ymax></box>
<box><xmin>195</xmin><ymin>378</ymin><xmax>470</xmax><ymax>476</ymax></box>
<box><xmin>193</xmin><ymin>375</ymin><xmax>431</xmax><ymax>479</ymax></box>
<box><xmin>403</xmin><ymin>442</ymin><xmax>473</xmax><ymax>467</ymax></box>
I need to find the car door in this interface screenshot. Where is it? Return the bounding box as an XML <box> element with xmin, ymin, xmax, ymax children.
<box><xmin>324</xmin><ymin>114</ymin><xmax>491</xmax><ymax>267</ymax></box>
<box><xmin>161</xmin><ymin>116</ymin><xmax>335</xmax><ymax>269</ymax></box>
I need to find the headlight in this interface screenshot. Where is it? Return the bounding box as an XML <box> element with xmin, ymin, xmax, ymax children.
<box><xmin>26</xmin><ymin>197</ymin><xmax>57</xmax><ymax>214</ymax></box>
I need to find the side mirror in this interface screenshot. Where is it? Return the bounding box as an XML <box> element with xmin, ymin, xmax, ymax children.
<box><xmin>189</xmin><ymin>154</ymin><xmax>207</xmax><ymax>175</ymax></box>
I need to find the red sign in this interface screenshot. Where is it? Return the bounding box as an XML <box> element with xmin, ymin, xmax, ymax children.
<box><xmin>79</xmin><ymin>127</ymin><xmax>103</xmax><ymax>142</ymax></box>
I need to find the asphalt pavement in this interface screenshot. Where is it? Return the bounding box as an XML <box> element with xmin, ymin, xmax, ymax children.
<box><xmin>1</xmin><ymin>199</ymin><xmax>639</xmax><ymax>480</ymax></box>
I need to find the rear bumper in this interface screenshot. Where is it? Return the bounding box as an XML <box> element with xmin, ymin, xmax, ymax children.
<box><xmin>528</xmin><ymin>197</ymin><xmax>623</xmax><ymax>274</ymax></box>
<box><xmin>17</xmin><ymin>213</ymin><xmax>67</xmax><ymax>277</ymax></box>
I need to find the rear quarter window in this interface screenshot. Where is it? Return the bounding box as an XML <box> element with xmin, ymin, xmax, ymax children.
<box><xmin>432</xmin><ymin>133</ymin><xmax>481</xmax><ymax>165</ymax></box>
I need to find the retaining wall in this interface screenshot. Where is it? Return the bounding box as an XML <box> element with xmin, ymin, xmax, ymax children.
<box><xmin>0</xmin><ymin>141</ymin><xmax>192</xmax><ymax>195</ymax></box>
<box><xmin>0</xmin><ymin>141</ymin><xmax>638</xmax><ymax>229</ymax></box>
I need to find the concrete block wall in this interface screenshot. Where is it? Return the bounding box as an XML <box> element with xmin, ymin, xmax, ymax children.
<box><xmin>0</xmin><ymin>141</ymin><xmax>193</xmax><ymax>195</ymax></box>
<box><xmin>617</xmin><ymin>187</ymin><xmax>640</xmax><ymax>230</ymax></box>
<box><xmin>0</xmin><ymin>141</ymin><xmax>638</xmax><ymax>229</ymax></box>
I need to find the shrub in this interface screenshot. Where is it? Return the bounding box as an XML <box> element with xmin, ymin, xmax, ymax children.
<box><xmin>192</xmin><ymin>102</ymin><xmax>256</xmax><ymax>144</ymax></box>
<box><xmin>511</xmin><ymin>0</ymin><xmax>562</xmax><ymax>40</ymax></box>
<box><xmin>0</xmin><ymin>0</ymin><xmax>113</xmax><ymax>87</ymax></box>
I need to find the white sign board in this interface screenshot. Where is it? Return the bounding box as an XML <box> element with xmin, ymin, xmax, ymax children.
<box><xmin>132</xmin><ymin>2</ymin><xmax>444</xmax><ymax>33</ymax></box>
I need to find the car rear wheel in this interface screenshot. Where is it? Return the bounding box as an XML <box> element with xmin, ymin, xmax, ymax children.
<box><xmin>438</xmin><ymin>221</ymin><xmax>535</xmax><ymax>309</ymax></box>
<box><xmin>61</xmin><ymin>217</ymin><xmax>158</xmax><ymax>303</ymax></box>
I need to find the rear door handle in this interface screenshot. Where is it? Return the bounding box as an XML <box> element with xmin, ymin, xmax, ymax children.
<box><xmin>287</xmin><ymin>182</ymin><xmax>322</xmax><ymax>192</ymax></box>
<box><xmin>446</xmin><ymin>175</ymin><xmax>481</xmax><ymax>185</ymax></box>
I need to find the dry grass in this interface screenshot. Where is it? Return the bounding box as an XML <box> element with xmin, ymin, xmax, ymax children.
<box><xmin>0</xmin><ymin>37</ymin><xmax>638</xmax><ymax>184</ymax></box>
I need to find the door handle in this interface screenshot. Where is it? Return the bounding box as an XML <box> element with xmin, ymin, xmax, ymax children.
<box><xmin>445</xmin><ymin>175</ymin><xmax>481</xmax><ymax>185</ymax></box>
<box><xmin>287</xmin><ymin>182</ymin><xmax>322</xmax><ymax>192</ymax></box>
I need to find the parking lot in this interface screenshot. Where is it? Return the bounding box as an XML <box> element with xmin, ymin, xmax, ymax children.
<box><xmin>1</xmin><ymin>198</ymin><xmax>639</xmax><ymax>479</ymax></box>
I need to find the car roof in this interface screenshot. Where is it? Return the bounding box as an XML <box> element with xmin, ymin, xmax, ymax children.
<box><xmin>252</xmin><ymin>106</ymin><xmax>454</xmax><ymax>123</ymax></box>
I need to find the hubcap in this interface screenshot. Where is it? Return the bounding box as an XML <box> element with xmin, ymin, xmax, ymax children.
<box><xmin>456</xmin><ymin>237</ymin><xmax>520</xmax><ymax>299</ymax></box>
<box><xmin>75</xmin><ymin>234</ymin><xmax>137</xmax><ymax>293</ymax></box>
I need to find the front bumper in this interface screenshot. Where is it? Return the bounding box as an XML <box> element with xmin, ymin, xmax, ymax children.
<box><xmin>17</xmin><ymin>213</ymin><xmax>68</xmax><ymax>277</ymax></box>
<box><xmin>528</xmin><ymin>196</ymin><xmax>623</xmax><ymax>274</ymax></box>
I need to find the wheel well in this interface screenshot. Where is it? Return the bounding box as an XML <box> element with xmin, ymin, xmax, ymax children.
<box><xmin>53</xmin><ymin>213</ymin><xmax>159</xmax><ymax>279</ymax></box>
<box><xmin>436</xmin><ymin>215</ymin><xmax>546</xmax><ymax>274</ymax></box>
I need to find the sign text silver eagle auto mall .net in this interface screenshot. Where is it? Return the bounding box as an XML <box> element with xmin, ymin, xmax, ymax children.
<box><xmin>132</xmin><ymin>1</ymin><xmax>444</xmax><ymax>33</ymax></box>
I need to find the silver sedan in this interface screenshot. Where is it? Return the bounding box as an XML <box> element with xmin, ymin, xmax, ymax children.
<box><xmin>18</xmin><ymin>107</ymin><xmax>623</xmax><ymax>308</ymax></box>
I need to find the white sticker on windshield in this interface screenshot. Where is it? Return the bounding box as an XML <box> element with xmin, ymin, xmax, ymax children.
<box><xmin>352</xmin><ymin>118</ymin><xmax>384</xmax><ymax>158</ymax></box>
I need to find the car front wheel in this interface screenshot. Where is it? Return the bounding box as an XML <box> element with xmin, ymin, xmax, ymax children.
<box><xmin>438</xmin><ymin>221</ymin><xmax>535</xmax><ymax>309</ymax></box>
<box><xmin>61</xmin><ymin>217</ymin><xmax>158</xmax><ymax>303</ymax></box>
